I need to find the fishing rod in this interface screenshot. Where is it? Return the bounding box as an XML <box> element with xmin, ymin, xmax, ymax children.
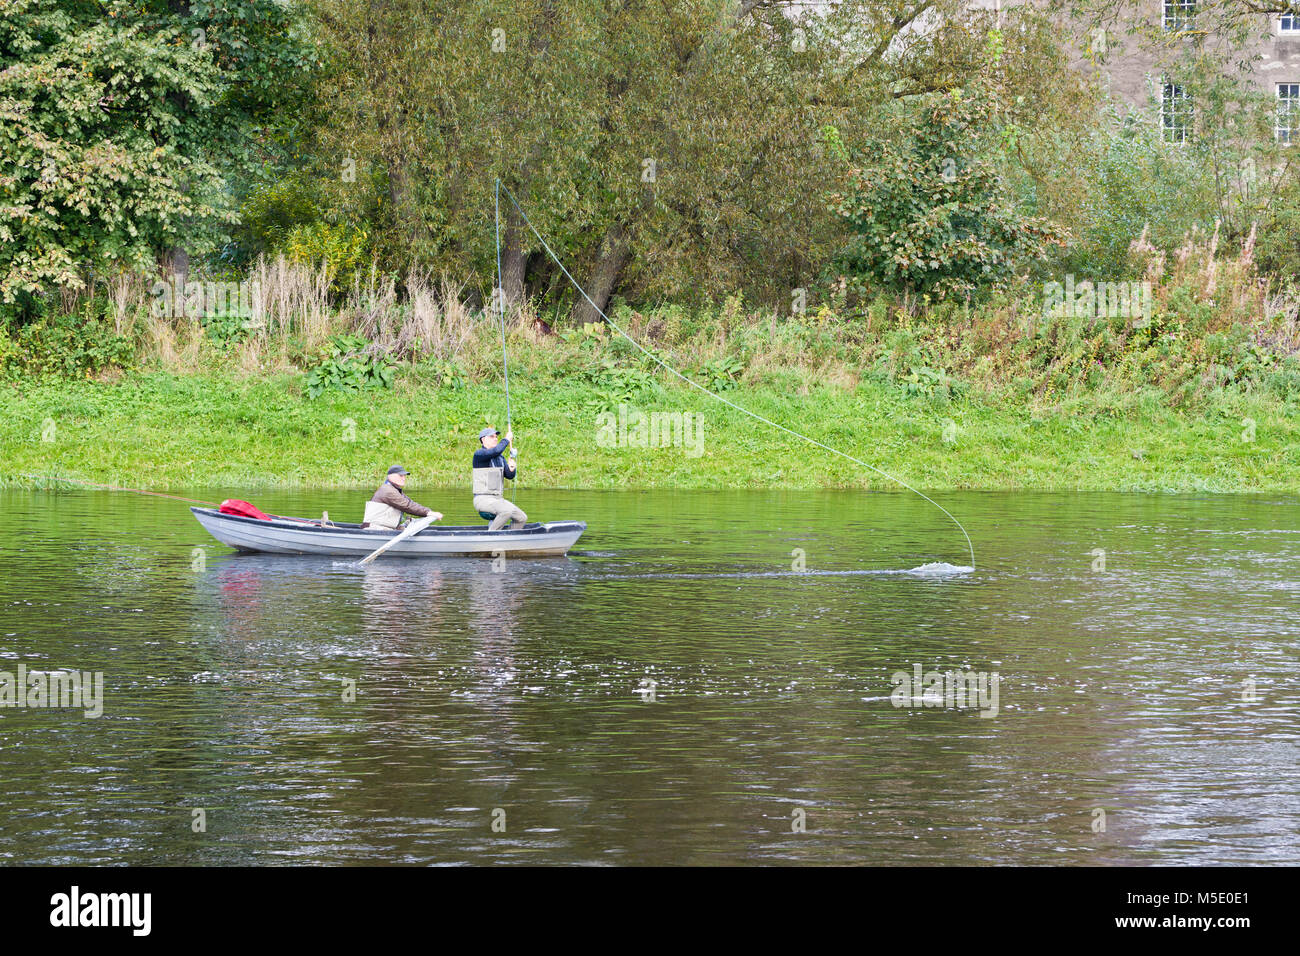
<box><xmin>494</xmin><ymin>181</ymin><xmax>976</xmax><ymax>571</ymax></box>
<box><xmin>493</xmin><ymin>179</ymin><xmax>514</xmax><ymax>452</ymax></box>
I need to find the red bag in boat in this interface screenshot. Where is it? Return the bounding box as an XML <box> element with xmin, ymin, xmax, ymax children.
<box><xmin>219</xmin><ymin>499</ymin><xmax>273</xmax><ymax>520</ymax></box>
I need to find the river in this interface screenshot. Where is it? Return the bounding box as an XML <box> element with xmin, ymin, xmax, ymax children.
<box><xmin>0</xmin><ymin>488</ymin><xmax>1296</xmax><ymax>865</ymax></box>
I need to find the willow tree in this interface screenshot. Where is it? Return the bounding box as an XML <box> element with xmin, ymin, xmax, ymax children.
<box><xmin>307</xmin><ymin>1</ymin><xmax>1061</xmax><ymax>318</ymax></box>
<box><xmin>1074</xmin><ymin>0</ymin><xmax>1300</xmax><ymax>38</ymax></box>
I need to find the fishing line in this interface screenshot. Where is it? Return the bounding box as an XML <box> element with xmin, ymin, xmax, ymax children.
<box><xmin>494</xmin><ymin>179</ymin><xmax>976</xmax><ymax>570</ymax></box>
<box><xmin>15</xmin><ymin>474</ymin><xmax>215</xmax><ymax>507</ymax></box>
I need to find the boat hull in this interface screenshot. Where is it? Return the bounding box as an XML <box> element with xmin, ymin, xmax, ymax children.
<box><xmin>191</xmin><ymin>507</ymin><xmax>585</xmax><ymax>557</ymax></box>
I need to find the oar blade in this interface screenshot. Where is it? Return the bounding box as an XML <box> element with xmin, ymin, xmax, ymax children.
<box><xmin>358</xmin><ymin>514</ymin><xmax>435</xmax><ymax>565</ymax></box>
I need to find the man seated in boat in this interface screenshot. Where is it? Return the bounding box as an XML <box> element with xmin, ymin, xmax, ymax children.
<box><xmin>473</xmin><ymin>427</ymin><xmax>527</xmax><ymax>530</ymax></box>
<box><xmin>362</xmin><ymin>465</ymin><xmax>442</xmax><ymax>530</ymax></box>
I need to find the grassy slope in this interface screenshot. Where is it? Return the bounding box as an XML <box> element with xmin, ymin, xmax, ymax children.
<box><xmin>2</xmin><ymin>370</ymin><xmax>1297</xmax><ymax>493</ymax></box>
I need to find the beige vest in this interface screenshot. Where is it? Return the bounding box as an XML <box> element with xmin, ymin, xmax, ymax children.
<box><xmin>363</xmin><ymin>499</ymin><xmax>402</xmax><ymax>530</ymax></box>
<box><xmin>472</xmin><ymin>466</ymin><xmax>505</xmax><ymax>497</ymax></box>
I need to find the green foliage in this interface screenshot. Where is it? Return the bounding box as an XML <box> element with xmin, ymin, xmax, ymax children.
<box><xmin>559</xmin><ymin>322</ymin><xmax>612</xmax><ymax>347</ymax></box>
<box><xmin>200</xmin><ymin>310</ymin><xmax>257</xmax><ymax>348</ymax></box>
<box><xmin>832</xmin><ymin>77</ymin><xmax>1066</xmax><ymax>301</ymax></box>
<box><xmin>0</xmin><ymin>0</ymin><xmax>318</xmax><ymax>302</ymax></box>
<box><xmin>898</xmin><ymin>365</ymin><xmax>966</xmax><ymax>401</ymax></box>
<box><xmin>420</xmin><ymin>356</ymin><xmax>467</xmax><ymax>391</ymax></box>
<box><xmin>283</xmin><ymin>222</ymin><xmax>371</xmax><ymax>290</ymax></box>
<box><xmin>1202</xmin><ymin>323</ymin><xmax>1277</xmax><ymax>385</ymax></box>
<box><xmin>578</xmin><ymin>356</ymin><xmax>660</xmax><ymax>410</ymax></box>
<box><xmin>0</xmin><ymin>307</ymin><xmax>134</xmax><ymax>378</ymax></box>
<box><xmin>695</xmin><ymin>356</ymin><xmax>745</xmax><ymax>392</ymax></box>
<box><xmin>0</xmin><ymin>0</ymin><xmax>228</xmax><ymax>299</ymax></box>
<box><xmin>306</xmin><ymin>0</ymin><xmax>998</xmax><ymax>308</ymax></box>
<box><xmin>232</xmin><ymin>175</ymin><xmax>324</xmax><ymax>260</ymax></box>
<box><xmin>1263</xmin><ymin>355</ymin><xmax>1300</xmax><ymax>403</ymax></box>
<box><xmin>867</xmin><ymin>327</ymin><xmax>966</xmax><ymax>401</ymax></box>
<box><xmin>1062</xmin><ymin>121</ymin><xmax>1217</xmax><ymax>274</ymax></box>
<box><xmin>1024</xmin><ymin>9</ymin><xmax>1285</xmax><ymax>277</ymax></box>
<box><xmin>1042</xmin><ymin>99</ymin><xmax>1257</xmax><ymax>278</ymax></box>
<box><xmin>820</xmin><ymin>124</ymin><xmax>851</xmax><ymax>163</ymax></box>
<box><xmin>1255</xmin><ymin>180</ymin><xmax>1300</xmax><ymax>280</ymax></box>
<box><xmin>305</xmin><ymin>334</ymin><xmax>395</xmax><ymax>398</ymax></box>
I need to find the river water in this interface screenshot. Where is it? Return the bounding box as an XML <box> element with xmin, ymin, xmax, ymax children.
<box><xmin>0</xmin><ymin>488</ymin><xmax>1296</xmax><ymax>865</ymax></box>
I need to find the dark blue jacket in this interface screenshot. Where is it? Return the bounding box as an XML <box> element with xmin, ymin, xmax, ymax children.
<box><xmin>472</xmin><ymin>439</ymin><xmax>516</xmax><ymax>479</ymax></box>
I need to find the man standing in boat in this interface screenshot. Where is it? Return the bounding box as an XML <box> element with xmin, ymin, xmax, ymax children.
<box><xmin>362</xmin><ymin>465</ymin><xmax>442</xmax><ymax>530</ymax></box>
<box><xmin>473</xmin><ymin>427</ymin><xmax>527</xmax><ymax>530</ymax></box>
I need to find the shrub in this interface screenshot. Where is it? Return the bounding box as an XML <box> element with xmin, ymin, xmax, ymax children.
<box><xmin>283</xmin><ymin>223</ymin><xmax>372</xmax><ymax>292</ymax></box>
<box><xmin>1049</xmin><ymin>111</ymin><xmax>1220</xmax><ymax>276</ymax></box>
<box><xmin>304</xmin><ymin>334</ymin><xmax>395</xmax><ymax>397</ymax></box>
<box><xmin>0</xmin><ymin>305</ymin><xmax>134</xmax><ymax>377</ymax></box>
<box><xmin>831</xmin><ymin>79</ymin><xmax>1066</xmax><ymax>302</ymax></box>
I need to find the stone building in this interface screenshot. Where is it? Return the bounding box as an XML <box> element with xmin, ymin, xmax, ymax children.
<box><xmin>970</xmin><ymin>0</ymin><xmax>1300</xmax><ymax>142</ymax></box>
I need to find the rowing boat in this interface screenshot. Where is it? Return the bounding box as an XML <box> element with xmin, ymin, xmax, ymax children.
<box><xmin>191</xmin><ymin>506</ymin><xmax>586</xmax><ymax>557</ymax></box>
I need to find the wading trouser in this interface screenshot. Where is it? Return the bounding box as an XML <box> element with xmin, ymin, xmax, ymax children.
<box><xmin>473</xmin><ymin>495</ymin><xmax>527</xmax><ymax>531</ymax></box>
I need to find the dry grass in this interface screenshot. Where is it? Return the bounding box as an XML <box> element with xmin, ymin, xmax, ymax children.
<box><xmin>348</xmin><ymin>271</ymin><xmax>479</xmax><ymax>362</ymax></box>
<box><xmin>1128</xmin><ymin>219</ymin><xmax>1296</xmax><ymax>337</ymax></box>
<box><xmin>34</xmin><ymin>224</ymin><xmax>1300</xmax><ymax>411</ymax></box>
<box><xmin>141</xmin><ymin>306</ymin><xmax>204</xmax><ymax>370</ymax></box>
<box><xmin>97</xmin><ymin>258</ymin><xmax>491</xmax><ymax>374</ymax></box>
<box><xmin>251</xmin><ymin>255</ymin><xmax>334</xmax><ymax>350</ymax></box>
<box><xmin>104</xmin><ymin>271</ymin><xmax>150</xmax><ymax>338</ymax></box>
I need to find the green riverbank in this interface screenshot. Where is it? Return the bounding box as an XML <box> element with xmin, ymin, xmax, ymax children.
<box><xmin>2</xmin><ymin>371</ymin><xmax>1296</xmax><ymax>494</ymax></box>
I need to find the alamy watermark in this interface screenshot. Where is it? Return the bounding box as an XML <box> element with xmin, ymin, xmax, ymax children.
<box><xmin>150</xmin><ymin>273</ymin><xmax>263</xmax><ymax>323</ymax></box>
<box><xmin>595</xmin><ymin>404</ymin><xmax>705</xmax><ymax>458</ymax></box>
<box><xmin>890</xmin><ymin>664</ymin><xmax>1000</xmax><ymax>718</ymax></box>
<box><xmin>50</xmin><ymin>886</ymin><xmax>150</xmax><ymax>936</ymax></box>
<box><xmin>1</xmin><ymin>662</ymin><xmax>103</xmax><ymax>718</ymax></box>
<box><xmin>1042</xmin><ymin>274</ymin><xmax>1152</xmax><ymax>324</ymax></box>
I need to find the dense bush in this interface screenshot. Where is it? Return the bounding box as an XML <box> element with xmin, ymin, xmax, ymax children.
<box><xmin>304</xmin><ymin>334</ymin><xmax>395</xmax><ymax>397</ymax></box>
<box><xmin>283</xmin><ymin>223</ymin><xmax>372</xmax><ymax>292</ymax></box>
<box><xmin>1047</xmin><ymin>112</ymin><xmax>1221</xmax><ymax>277</ymax></box>
<box><xmin>0</xmin><ymin>308</ymin><xmax>134</xmax><ymax>377</ymax></box>
<box><xmin>1254</xmin><ymin>178</ymin><xmax>1300</xmax><ymax>282</ymax></box>
<box><xmin>831</xmin><ymin>79</ymin><xmax>1066</xmax><ymax>302</ymax></box>
<box><xmin>0</xmin><ymin>0</ymin><xmax>316</xmax><ymax>301</ymax></box>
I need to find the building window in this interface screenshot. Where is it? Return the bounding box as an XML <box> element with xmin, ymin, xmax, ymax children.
<box><xmin>1162</xmin><ymin>82</ymin><xmax>1192</xmax><ymax>143</ymax></box>
<box><xmin>1282</xmin><ymin>15</ymin><xmax>1300</xmax><ymax>35</ymax></box>
<box><xmin>1278</xmin><ymin>84</ymin><xmax>1300</xmax><ymax>143</ymax></box>
<box><xmin>1163</xmin><ymin>1</ymin><xmax>1197</xmax><ymax>33</ymax></box>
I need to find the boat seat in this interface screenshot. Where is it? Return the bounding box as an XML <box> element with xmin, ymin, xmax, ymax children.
<box><xmin>478</xmin><ymin>511</ymin><xmax>497</xmax><ymax>523</ymax></box>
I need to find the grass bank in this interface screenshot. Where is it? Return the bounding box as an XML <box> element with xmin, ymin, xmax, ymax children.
<box><xmin>2</xmin><ymin>369</ymin><xmax>1296</xmax><ymax>494</ymax></box>
<box><xmin>4</xmin><ymin>226</ymin><xmax>1300</xmax><ymax>494</ymax></box>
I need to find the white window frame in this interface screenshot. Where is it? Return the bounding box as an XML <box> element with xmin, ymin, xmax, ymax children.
<box><xmin>1281</xmin><ymin>14</ymin><xmax>1300</xmax><ymax>35</ymax></box>
<box><xmin>1163</xmin><ymin>0</ymin><xmax>1197</xmax><ymax>33</ymax></box>
<box><xmin>1161</xmin><ymin>81</ymin><xmax>1192</xmax><ymax>144</ymax></box>
<box><xmin>1278</xmin><ymin>84</ymin><xmax>1300</xmax><ymax>143</ymax></box>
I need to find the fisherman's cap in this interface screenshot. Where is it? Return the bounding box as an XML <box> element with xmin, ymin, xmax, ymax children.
<box><xmin>387</xmin><ymin>465</ymin><xmax>409</xmax><ymax>476</ymax></box>
<box><xmin>479</xmin><ymin>427</ymin><xmax>499</xmax><ymax>439</ymax></box>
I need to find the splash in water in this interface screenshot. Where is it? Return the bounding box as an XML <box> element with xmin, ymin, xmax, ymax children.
<box><xmin>905</xmin><ymin>562</ymin><xmax>974</xmax><ymax>576</ymax></box>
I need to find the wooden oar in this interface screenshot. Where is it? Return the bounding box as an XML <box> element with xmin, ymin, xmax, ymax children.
<box><xmin>358</xmin><ymin>514</ymin><xmax>436</xmax><ymax>565</ymax></box>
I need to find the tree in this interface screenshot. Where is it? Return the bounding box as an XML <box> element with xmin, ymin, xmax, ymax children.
<box><xmin>831</xmin><ymin>72</ymin><xmax>1066</xmax><ymax>301</ymax></box>
<box><xmin>0</xmin><ymin>0</ymin><xmax>316</xmax><ymax>306</ymax></box>
<box><xmin>1074</xmin><ymin>0</ymin><xmax>1300</xmax><ymax>43</ymax></box>
<box><xmin>1068</xmin><ymin>0</ymin><xmax>1293</xmax><ymax>244</ymax></box>
<box><xmin>0</xmin><ymin>0</ymin><xmax>227</xmax><ymax>303</ymax></box>
<box><xmin>305</xmin><ymin>1</ymin><xmax>1021</xmax><ymax>319</ymax></box>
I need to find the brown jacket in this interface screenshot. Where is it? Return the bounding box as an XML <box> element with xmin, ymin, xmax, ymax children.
<box><xmin>362</xmin><ymin>480</ymin><xmax>431</xmax><ymax>529</ymax></box>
